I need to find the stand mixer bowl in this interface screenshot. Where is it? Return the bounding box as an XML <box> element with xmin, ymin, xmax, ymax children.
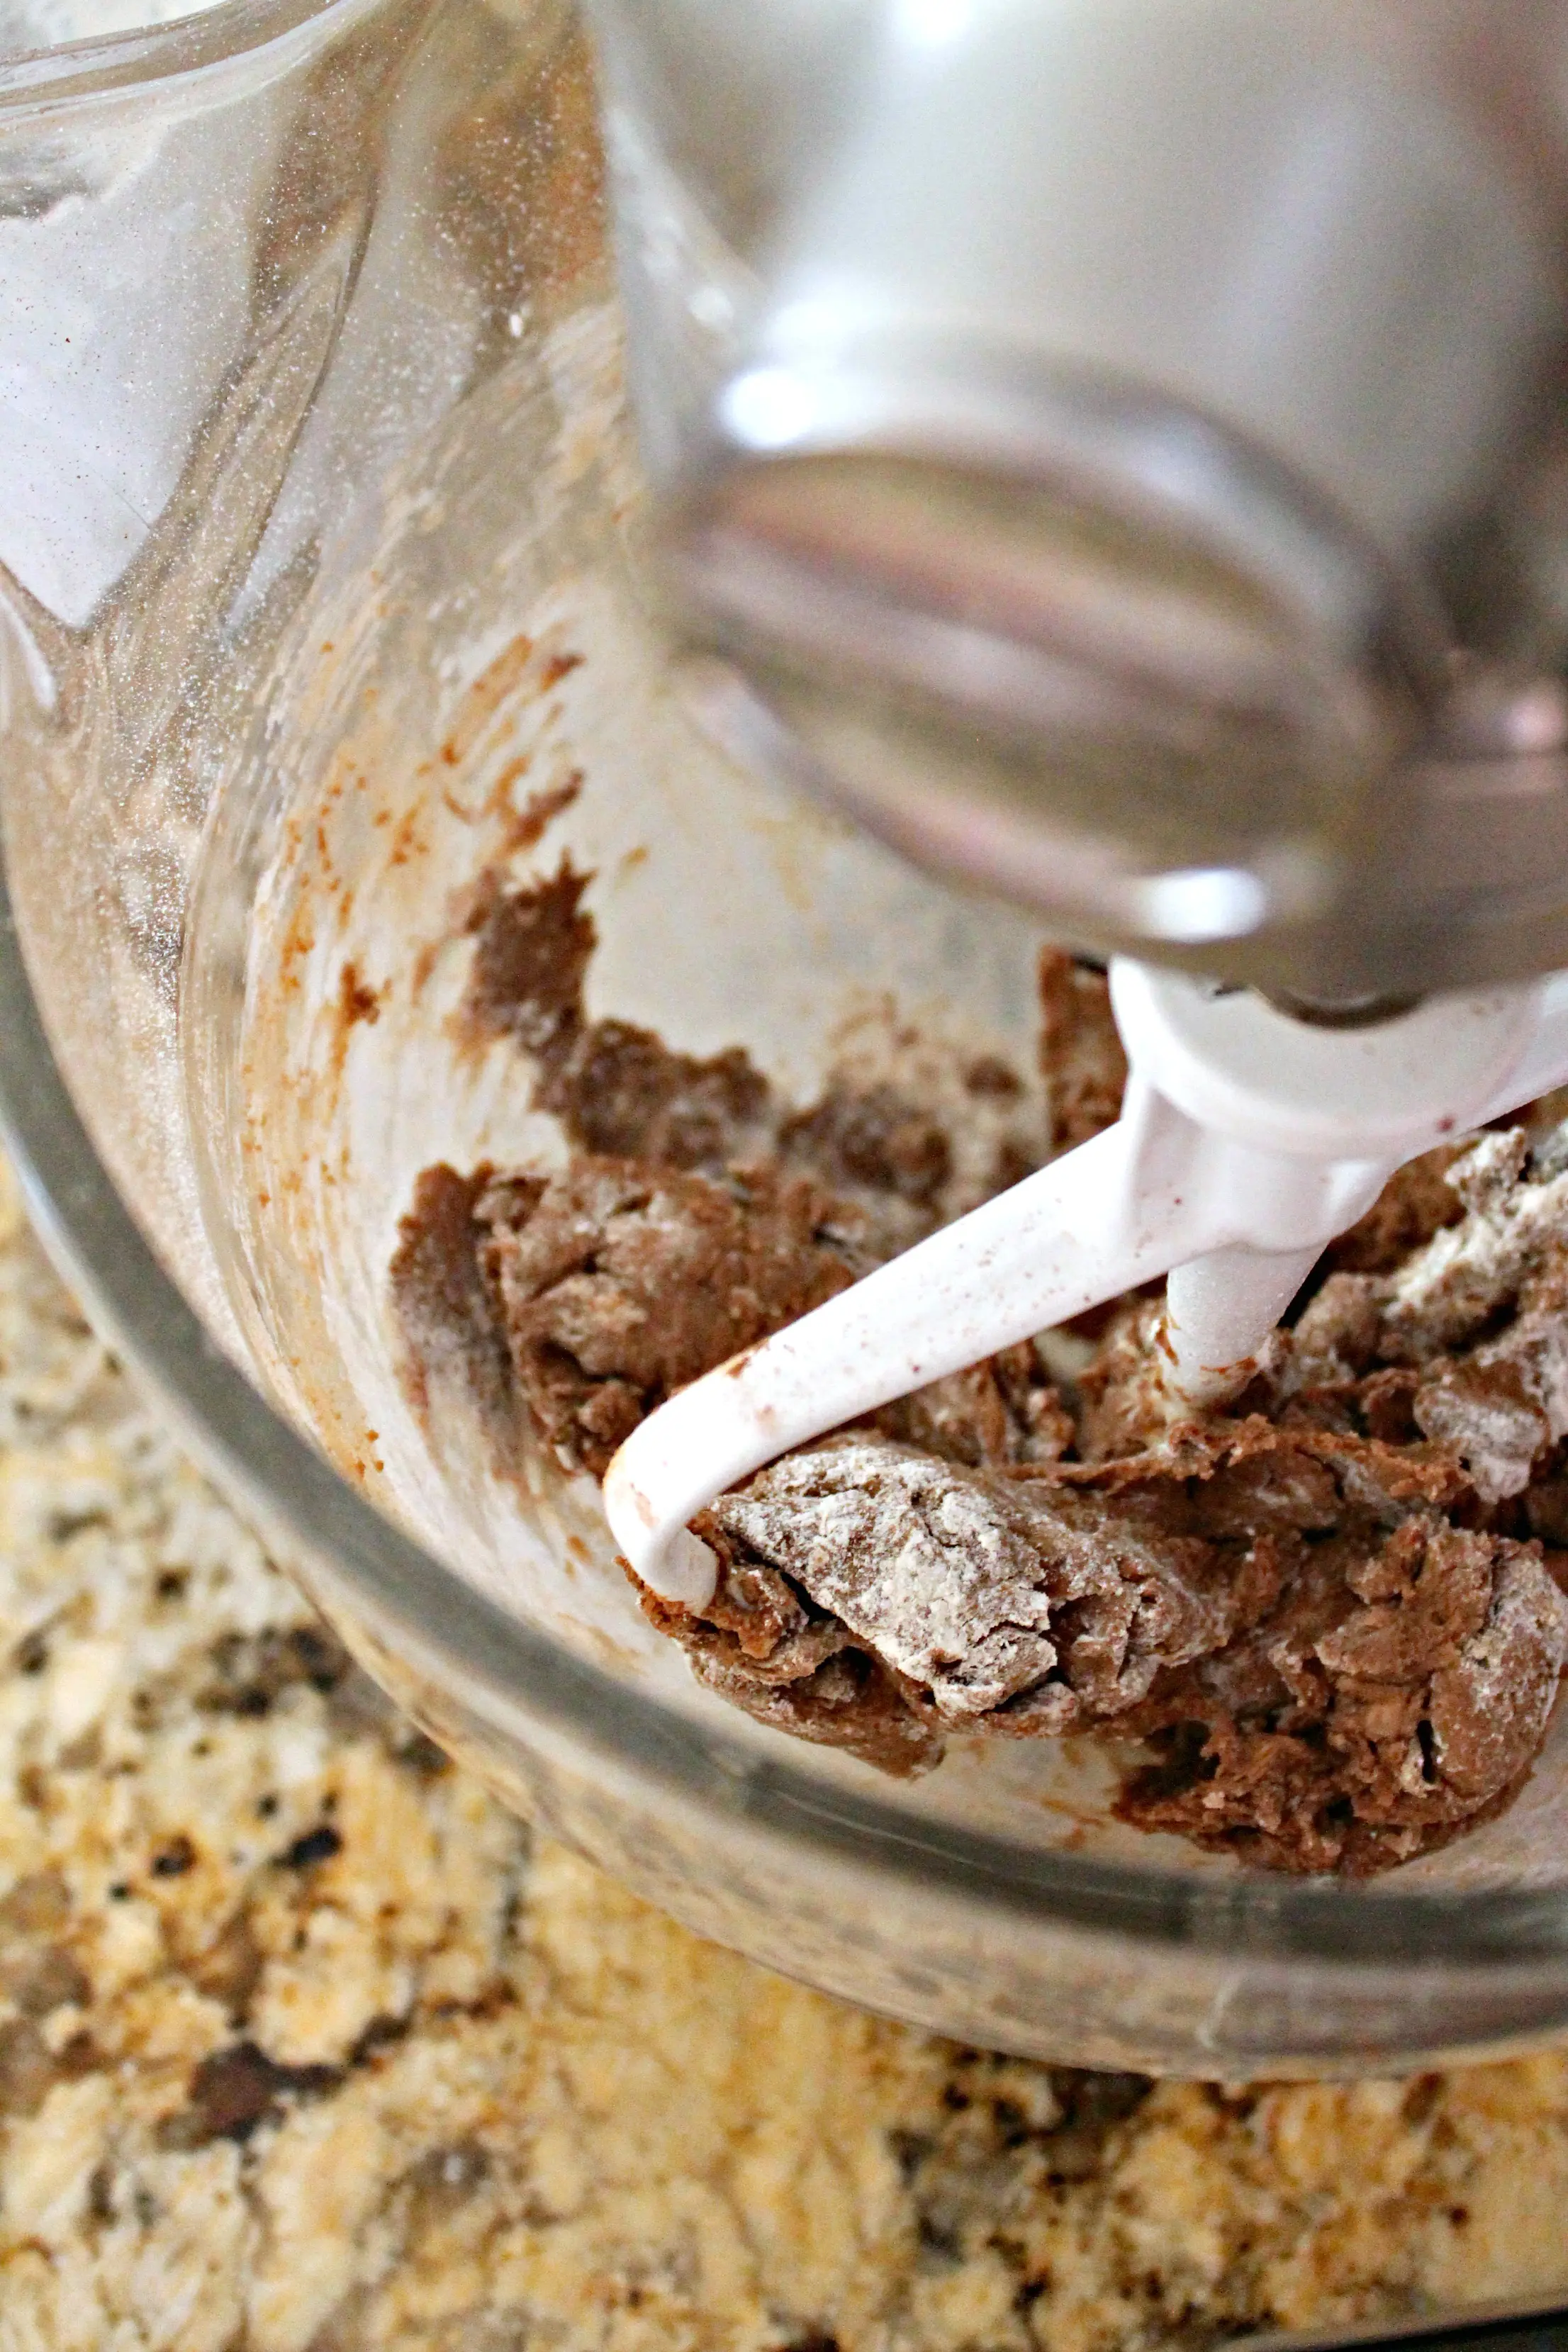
<box><xmin>590</xmin><ymin>0</ymin><xmax>1568</xmax><ymax>1006</ymax></box>
<box><xmin>10</xmin><ymin>0</ymin><xmax>1568</xmax><ymax>2080</ymax></box>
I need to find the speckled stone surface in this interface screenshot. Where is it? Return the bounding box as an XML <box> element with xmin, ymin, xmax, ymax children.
<box><xmin>3</xmin><ymin>1163</ymin><xmax>1568</xmax><ymax>2351</ymax></box>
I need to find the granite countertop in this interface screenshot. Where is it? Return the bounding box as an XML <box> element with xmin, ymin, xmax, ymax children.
<box><xmin>2</xmin><ymin>1163</ymin><xmax>1568</xmax><ymax>2351</ymax></box>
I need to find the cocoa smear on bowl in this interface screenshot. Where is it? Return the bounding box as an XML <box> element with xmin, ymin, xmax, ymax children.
<box><xmin>391</xmin><ymin>863</ymin><xmax>1568</xmax><ymax>1876</ymax></box>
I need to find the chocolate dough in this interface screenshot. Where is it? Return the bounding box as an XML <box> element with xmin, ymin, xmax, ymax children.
<box><xmin>393</xmin><ymin>873</ymin><xmax>1568</xmax><ymax>1874</ymax></box>
<box><xmin>1037</xmin><ymin>948</ymin><xmax>1128</xmax><ymax>1153</ymax></box>
<box><xmin>474</xmin><ymin>1158</ymin><xmax>860</xmax><ymax>1478</ymax></box>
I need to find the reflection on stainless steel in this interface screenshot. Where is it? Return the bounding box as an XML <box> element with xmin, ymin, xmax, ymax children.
<box><xmin>588</xmin><ymin>0</ymin><xmax>1568</xmax><ymax>998</ymax></box>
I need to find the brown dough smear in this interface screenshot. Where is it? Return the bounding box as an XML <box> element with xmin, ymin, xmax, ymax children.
<box><xmin>394</xmin><ymin>883</ymin><xmax>1568</xmax><ymax>1871</ymax></box>
<box><xmin>462</xmin><ymin>860</ymin><xmax>775</xmax><ymax>1172</ymax></box>
<box><xmin>1037</xmin><ymin>949</ymin><xmax>1127</xmax><ymax>1152</ymax></box>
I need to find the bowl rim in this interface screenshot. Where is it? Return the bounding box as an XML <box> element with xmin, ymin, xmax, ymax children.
<box><xmin>4</xmin><ymin>854</ymin><xmax>1568</xmax><ymax>1977</ymax></box>
<box><xmin>0</xmin><ymin>0</ymin><xmax>381</xmax><ymax>110</ymax></box>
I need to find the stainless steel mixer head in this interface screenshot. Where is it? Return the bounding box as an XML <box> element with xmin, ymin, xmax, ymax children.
<box><xmin>586</xmin><ymin>0</ymin><xmax>1568</xmax><ymax>1004</ymax></box>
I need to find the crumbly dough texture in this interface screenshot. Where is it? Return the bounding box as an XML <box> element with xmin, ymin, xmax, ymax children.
<box><xmin>393</xmin><ymin>866</ymin><xmax>1568</xmax><ymax>1875</ymax></box>
<box><xmin>9</xmin><ymin>1151</ymin><xmax>1568</xmax><ymax>2346</ymax></box>
<box><xmin>476</xmin><ymin>1158</ymin><xmax>861</xmax><ymax>1479</ymax></box>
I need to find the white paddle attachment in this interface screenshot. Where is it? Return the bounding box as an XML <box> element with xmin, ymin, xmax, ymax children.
<box><xmin>605</xmin><ymin>965</ymin><xmax>1568</xmax><ymax>1606</ymax></box>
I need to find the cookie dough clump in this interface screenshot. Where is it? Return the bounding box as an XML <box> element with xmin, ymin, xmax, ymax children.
<box><xmin>393</xmin><ymin>868</ymin><xmax>1568</xmax><ymax>1875</ymax></box>
<box><xmin>474</xmin><ymin>1157</ymin><xmax>861</xmax><ymax>1477</ymax></box>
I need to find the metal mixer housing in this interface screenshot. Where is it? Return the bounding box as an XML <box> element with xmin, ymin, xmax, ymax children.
<box><xmin>587</xmin><ymin>0</ymin><xmax>1568</xmax><ymax>1005</ymax></box>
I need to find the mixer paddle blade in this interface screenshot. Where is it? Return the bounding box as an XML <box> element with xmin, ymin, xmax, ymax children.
<box><xmin>604</xmin><ymin>962</ymin><xmax>1568</xmax><ymax>1604</ymax></box>
<box><xmin>605</xmin><ymin>1080</ymin><xmax>1292</xmax><ymax>1603</ymax></box>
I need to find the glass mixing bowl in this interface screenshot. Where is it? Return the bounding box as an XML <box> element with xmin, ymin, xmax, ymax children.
<box><xmin>8</xmin><ymin>0</ymin><xmax>1568</xmax><ymax>2083</ymax></box>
